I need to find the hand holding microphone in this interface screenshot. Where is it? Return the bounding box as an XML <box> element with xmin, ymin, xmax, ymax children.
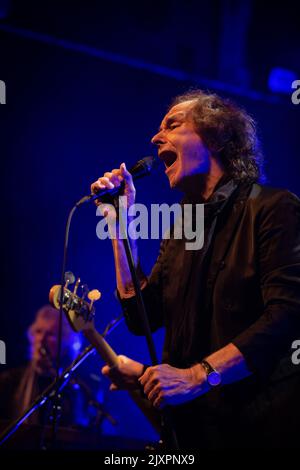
<box><xmin>90</xmin><ymin>156</ymin><xmax>156</xmax><ymax>207</ymax></box>
<box><xmin>91</xmin><ymin>162</ymin><xmax>136</xmax><ymax>208</ymax></box>
<box><xmin>89</xmin><ymin>157</ymin><xmax>157</xmax><ymax>272</ymax></box>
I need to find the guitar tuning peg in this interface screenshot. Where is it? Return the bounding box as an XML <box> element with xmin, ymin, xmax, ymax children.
<box><xmin>88</xmin><ymin>289</ymin><xmax>101</xmax><ymax>310</ymax></box>
<box><xmin>64</xmin><ymin>271</ymin><xmax>75</xmax><ymax>288</ymax></box>
<box><xmin>81</xmin><ymin>283</ymin><xmax>89</xmax><ymax>300</ymax></box>
<box><xmin>73</xmin><ymin>277</ymin><xmax>81</xmax><ymax>295</ymax></box>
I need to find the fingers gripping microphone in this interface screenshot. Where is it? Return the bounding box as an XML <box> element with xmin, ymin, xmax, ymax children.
<box><xmin>76</xmin><ymin>156</ymin><xmax>157</xmax><ymax>207</ymax></box>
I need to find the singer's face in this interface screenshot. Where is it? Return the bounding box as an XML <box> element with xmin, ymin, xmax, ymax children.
<box><xmin>151</xmin><ymin>100</ymin><xmax>211</xmax><ymax>190</ymax></box>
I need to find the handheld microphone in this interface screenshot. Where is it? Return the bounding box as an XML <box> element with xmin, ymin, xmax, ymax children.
<box><xmin>39</xmin><ymin>346</ymin><xmax>50</xmax><ymax>358</ymax></box>
<box><xmin>76</xmin><ymin>156</ymin><xmax>157</xmax><ymax>207</ymax></box>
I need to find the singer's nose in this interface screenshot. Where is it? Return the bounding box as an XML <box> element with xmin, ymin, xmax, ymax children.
<box><xmin>151</xmin><ymin>129</ymin><xmax>165</xmax><ymax>146</ymax></box>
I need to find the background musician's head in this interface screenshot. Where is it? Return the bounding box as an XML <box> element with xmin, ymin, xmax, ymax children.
<box><xmin>27</xmin><ymin>305</ymin><xmax>81</xmax><ymax>376</ymax></box>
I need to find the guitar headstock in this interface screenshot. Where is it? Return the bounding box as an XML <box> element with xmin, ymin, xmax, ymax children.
<box><xmin>49</xmin><ymin>273</ymin><xmax>101</xmax><ymax>332</ymax></box>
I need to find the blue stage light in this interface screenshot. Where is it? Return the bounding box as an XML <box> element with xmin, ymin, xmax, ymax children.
<box><xmin>268</xmin><ymin>67</ymin><xmax>297</xmax><ymax>94</ymax></box>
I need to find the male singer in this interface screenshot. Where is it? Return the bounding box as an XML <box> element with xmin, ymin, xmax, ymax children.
<box><xmin>91</xmin><ymin>90</ymin><xmax>300</xmax><ymax>449</ymax></box>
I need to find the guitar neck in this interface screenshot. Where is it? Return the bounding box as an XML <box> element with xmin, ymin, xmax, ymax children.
<box><xmin>82</xmin><ymin>325</ymin><xmax>161</xmax><ymax>434</ymax></box>
<box><xmin>49</xmin><ymin>283</ymin><xmax>162</xmax><ymax>437</ymax></box>
<box><xmin>83</xmin><ymin>327</ymin><xmax>119</xmax><ymax>368</ymax></box>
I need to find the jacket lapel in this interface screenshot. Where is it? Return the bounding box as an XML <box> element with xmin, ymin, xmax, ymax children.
<box><xmin>204</xmin><ymin>183</ymin><xmax>253</xmax><ymax>310</ymax></box>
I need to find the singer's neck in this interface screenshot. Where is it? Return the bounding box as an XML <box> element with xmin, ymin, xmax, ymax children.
<box><xmin>180</xmin><ymin>171</ymin><xmax>225</xmax><ymax>202</ymax></box>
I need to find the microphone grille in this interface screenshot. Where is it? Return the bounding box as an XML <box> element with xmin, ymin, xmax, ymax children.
<box><xmin>130</xmin><ymin>156</ymin><xmax>157</xmax><ymax>179</ymax></box>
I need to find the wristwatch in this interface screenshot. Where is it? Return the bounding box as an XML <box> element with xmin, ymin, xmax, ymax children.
<box><xmin>200</xmin><ymin>359</ymin><xmax>222</xmax><ymax>386</ymax></box>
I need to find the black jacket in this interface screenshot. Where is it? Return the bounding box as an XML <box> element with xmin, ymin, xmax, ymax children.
<box><xmin>121</xmin><ymin>183</ymin><xmax>300</xmax><ymax>448</ymax></box>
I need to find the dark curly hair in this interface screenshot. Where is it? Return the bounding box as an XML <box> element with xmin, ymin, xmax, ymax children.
<box><xmin>170</xmin><ymin>90</ymin><xmax>265</xmax><ymax>183</ymax></box>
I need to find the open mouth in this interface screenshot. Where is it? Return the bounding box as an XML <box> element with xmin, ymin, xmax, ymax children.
<box><xmin>159</xmin><ymin>150</ymin><xmax>178</xmax><ymax>169</ymax></box>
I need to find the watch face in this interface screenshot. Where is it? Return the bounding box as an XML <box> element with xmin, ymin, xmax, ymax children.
<box><xmin>208</xmin><ymin>371</ymin><xmax>222</xmax><ymax>386</ymax></box>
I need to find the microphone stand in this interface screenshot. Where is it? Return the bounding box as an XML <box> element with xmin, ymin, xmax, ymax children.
<box><xmin>110</xmin><ymin>195</ymin><xmax>179</xmax><ymax>450</ymax></box>
<box><xmin>0</xmin><ymin>346</ymin><xmax>96</xmax><ymax>448</ymax></box>
<box><xmin>0</xmin><ymin>316</ymin><xmax>123</xmax><ymax>449</ymax></box>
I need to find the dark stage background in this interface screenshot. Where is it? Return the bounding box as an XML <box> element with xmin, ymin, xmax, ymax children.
<box><xmin>1</xmin><ymin>0</ymin><xmax>300</xmax><ymax>444</ymax></box>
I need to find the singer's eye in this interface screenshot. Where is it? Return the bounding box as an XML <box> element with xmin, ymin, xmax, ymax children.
<box><xmin>169</xmin><ymin>123</ymin><xmax>180</xmax><ymax>130</ymax></box>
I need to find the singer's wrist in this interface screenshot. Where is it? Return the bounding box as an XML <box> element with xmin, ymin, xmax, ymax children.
<box><xmin>110</xmin><ymin>216</ymin><xmax>138</xmax><ymax>242</ymax></box>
